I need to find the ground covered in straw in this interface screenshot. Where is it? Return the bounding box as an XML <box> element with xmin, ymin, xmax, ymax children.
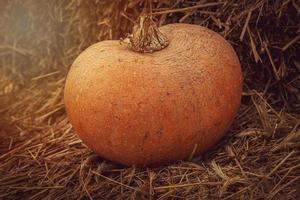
<box><xmin>0</xmin><ymin>0</ymin><xmax>300</xmax><ymax>199</ymax></box>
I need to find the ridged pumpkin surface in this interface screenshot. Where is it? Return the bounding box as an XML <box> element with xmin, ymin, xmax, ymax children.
<box><xmin>64</xmin><ymin>23</ymin><xmax>243</xmax><ymax>166</ymax></box>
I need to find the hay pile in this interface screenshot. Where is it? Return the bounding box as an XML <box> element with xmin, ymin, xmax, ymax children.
<box><xmin>1</xmin><ymin>0</ymin><xmax>300</xmax><ymax>199</ymax></box>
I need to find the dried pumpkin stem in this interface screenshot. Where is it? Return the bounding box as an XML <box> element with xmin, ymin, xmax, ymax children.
<box><xmin>121</xmin><ymin>14</ymin><xmax>169</xmax><ymax>53</ymax></box>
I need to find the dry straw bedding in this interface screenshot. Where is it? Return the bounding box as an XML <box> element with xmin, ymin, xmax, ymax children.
<box><xmin>0</xmin><ymin>0</ymin><xmax>300</xmax><ymax>199</ymax></box>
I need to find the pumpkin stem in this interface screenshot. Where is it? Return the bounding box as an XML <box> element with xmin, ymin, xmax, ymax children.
<box><xmin>120</xmin><ymin>2</ymin><xmax>169</xmax><ymax>53</ymax></box>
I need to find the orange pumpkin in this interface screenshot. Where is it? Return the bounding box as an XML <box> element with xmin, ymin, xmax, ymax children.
<box><xmin>64</xmin><ymin>23</ymin><xmax>243</xmax><ymax>166</ymax></box>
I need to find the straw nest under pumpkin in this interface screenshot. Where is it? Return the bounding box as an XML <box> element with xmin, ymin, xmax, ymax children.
<box><xmin>0</xmin><ymin>0</ymin><xmax>300</xmax><ymax>199</ymax></box>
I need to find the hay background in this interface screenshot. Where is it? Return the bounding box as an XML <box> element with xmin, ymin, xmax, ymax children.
<box><xmin>0</xmin><ymin>0</ymin><xmax>300</xmax><ymax>199</ymax></box>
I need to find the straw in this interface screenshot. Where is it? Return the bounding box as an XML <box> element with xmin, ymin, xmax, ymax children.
<box><xmin>1</xmin><ymin>0</ymin><xmax>299</xmax><ymax>199</ymax></box>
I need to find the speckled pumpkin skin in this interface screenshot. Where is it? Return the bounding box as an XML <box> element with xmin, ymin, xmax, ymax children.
<box><xmin>64</xmin><ymin>23</ymin><xmax>243</xmax><ymax>166</ymax></box>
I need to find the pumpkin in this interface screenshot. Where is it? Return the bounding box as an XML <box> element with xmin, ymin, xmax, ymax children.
<box><xmin>64</xmin><ymin>22</ymin><xmax>242</xmax><ymax>166</ymax></box>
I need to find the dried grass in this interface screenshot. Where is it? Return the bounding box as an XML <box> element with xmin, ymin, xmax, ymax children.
<box><xmin>1</xmin><ymin>0</ymin><xmax>300</xmax><ymax>199</ymax></box>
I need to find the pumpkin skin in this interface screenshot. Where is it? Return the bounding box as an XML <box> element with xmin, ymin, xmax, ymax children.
<box><xmin>64</xmin><ymin>23</ymin><xmax>242</xmax><ymax>166</ymax></box>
